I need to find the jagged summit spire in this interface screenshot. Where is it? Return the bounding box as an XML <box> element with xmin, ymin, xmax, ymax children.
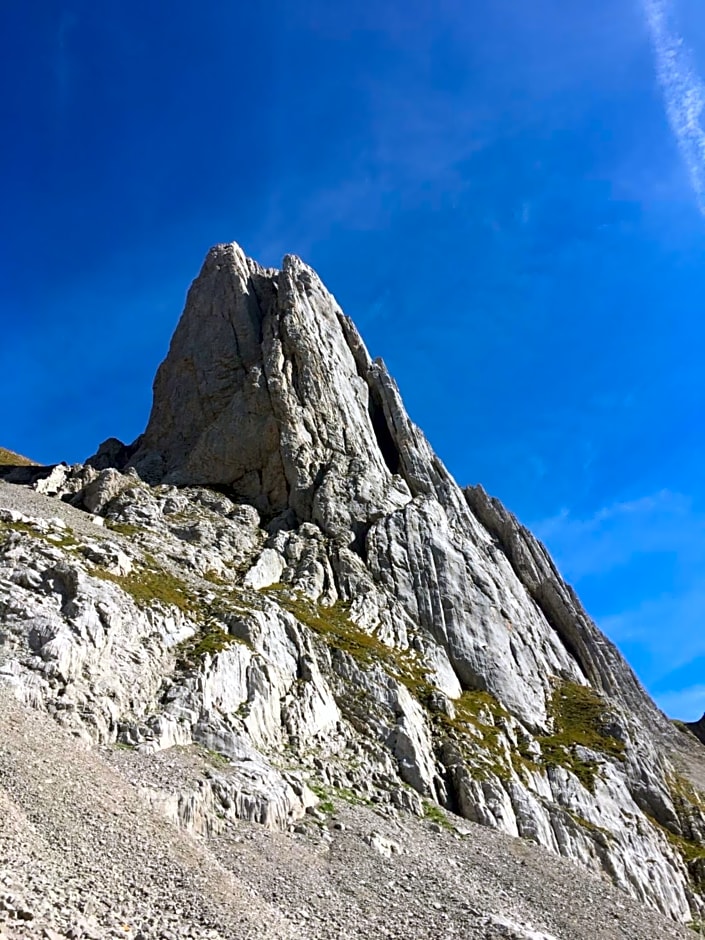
<box><xmin>127</xmin><ymin>243</ymin><xmax>445</xmax><ymax>536</ymax></box>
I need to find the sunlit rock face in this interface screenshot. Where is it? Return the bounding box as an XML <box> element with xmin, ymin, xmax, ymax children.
<box><xmin>3</xmin><ymin>243</ymin><xmax>705</xmax><ymax>924</ymax></box>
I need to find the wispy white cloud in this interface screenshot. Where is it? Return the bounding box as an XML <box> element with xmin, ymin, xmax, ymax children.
<box><xmin>643</xmin><ymin>0</ymin><xmax>705</xmax><ymax>214</ymax></box>
<box><xmin>600</xmin><ymin>585</ymin><xmax>705</xmax><ymax>673</ymax></box>
<box><xmin>533</xmin><ymin>489</ymin><xmax>705</xmax><ymax>581</ymax></box>
<box><xmin>654</xmin><ymin>684</ymin><xmax>705</xmax><ymax>721</ymax></box>
<box><xmin>532</xmin><ymin>491</ymin><xmax>705</xmax><ymax>704</ymax></box>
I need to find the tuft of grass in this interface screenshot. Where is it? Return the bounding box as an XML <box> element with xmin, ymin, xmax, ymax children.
<box><xmin>204</xmin><ymin>747</ymin><xmax>230</xmax><ymax>768</ymax></box>
<box><xmin>106</xmin><ymin>521</ymin><xmax>143</xmax><ymax>538</ymax></box>
<box><xmin>92</xmin><ymin>558</ymin><xmax>200</xmax><ymax>616</ymax></box>
<box><xmin>309</xmin><ymin>783</ymin><xmax>335</xmax><ymax>814</ymax></box>
<box><xmin>536</xmin><ymin>681</ymin><xmax>625</xmax><ymax>793</ymax></box>
<box><xmin>423</xmin><ymin>800</ymin><xmax>452</xmax><ymax>829</ymax></box>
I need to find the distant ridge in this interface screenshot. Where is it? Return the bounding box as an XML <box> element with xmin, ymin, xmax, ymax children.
<box><xmin>0</xmin><ymin>446</ymin><xmax>37</xmax><ymax>466</ymax></box>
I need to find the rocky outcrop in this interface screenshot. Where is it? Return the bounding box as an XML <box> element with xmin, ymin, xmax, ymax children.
<box><xmin>128</xmin><ymin>244</ymin><xmax>412</xmax><ymax>536</ymax></box>
<box><xmin>2</xmin><ymin>243</ymin><xmax>705</xmax><ymax>926</ymax></box>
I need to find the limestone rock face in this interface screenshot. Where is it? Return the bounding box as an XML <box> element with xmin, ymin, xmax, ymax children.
<box><xmin>3</xmin><ymin>243</ymin><xmax>705</xmax><ymax>927</ymax></box>
<box><xmin>130</xmin><ymin>244</ymin><xmax>411</xmax><ymax>535</ymax></box>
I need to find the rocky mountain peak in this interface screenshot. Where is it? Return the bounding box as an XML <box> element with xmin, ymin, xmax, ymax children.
<box><xmin>2</xmin><ymin>242</ymin><xmax>705</xmax><ymax>933</ymax></box>
<box><xmin>127</xmin><ymin>242</ymin><xmax>417</xmax><ymax>538</ymax></box>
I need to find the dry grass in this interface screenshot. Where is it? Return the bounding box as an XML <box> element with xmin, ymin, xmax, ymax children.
<box><xmin>0</xmin><ymin>446</ymin><xmax>37</xmax><ymax>466</ymax></box>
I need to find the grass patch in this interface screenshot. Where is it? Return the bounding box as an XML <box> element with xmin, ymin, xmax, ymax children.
<box><xmin>259</xmin><ymin>589</ymin><xmax>626</xmax><ymax>793</ymax></box>
<box><xmin>669</xmin><ymin>772</ymin><xmax>705</xmax><ymax>810</ymax></box>
<box><xmin>93</xmin><ymin>566</ymin><xmax>254</xmax><ymax>666</ymax></box>
<box><xmin>176</xmin><ymin>622</ymin><xmax>244</xmax><ymax>666</ymax></box>
<box><xmin>433</xmin><ymin>689</ymin><xmax>513</xmax><ymax>781</ymax></box>
<box><xmin>262</xmin><ymin>586</ymin><xmax>520</xmax><ymax>783</ymax></box>
<box><xmin>204</xmin><ymin>747</ymin><xmax>230</xmax><ymax>768</ymax></box>
<box><xmin>203</xmin><ymin>569</ymin><xmax>228</xmax><ymax>585</ymax></box>
<box><xmin>261</xmin><ymin>585</ymin><xmax>436</xmax><ymax>697</ymax></box>
<box><xmin>423</xmin><ymin>800</ymin><xmax>452</xmax><ymax>829</ymax></box>
<box><xmin>106</xmin><ymin>521</ymin><xmax>143</xmax><ymax>538</ymax></box>
<box><xmin>536</xmin><ymin>681</ymin><xmax>626</xmax><ymax>793</ymax></box>
<box><xmin>309</xmin><ymin>783</ymin><xmax>335</xmax><ymax>814</ymax></box>
<box><xmin>566</xmin><ymin>809</ymin><xmax>612</xmax><ymax>839</ymax></box>
<box><xmin>262</xmin><ymin>585</ymin><xmax>394</xmax><ymax>667</ymax></box>
<box><xmin>92</xmin><ymin>557</ymin><xmax>200</xmax><ymax>616</ymax></box>
<box><xmin>647</xmin><ymin>812</ymin><xmax>705</xmax><ymax>893</ymax></box>
<box><xmin>0</xmin><ymin>447</ymin><xmax>36</xmax><ymax>466</ymax></box>
<box><xmin>0</xmin><ymin>520</ymin><xmax>78</xmax><ymax>550</ymax></box>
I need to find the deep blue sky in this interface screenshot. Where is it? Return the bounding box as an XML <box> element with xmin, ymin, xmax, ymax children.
<box><xmin>2</xmin><ymin>1</ymin><xmax>704</xmax><ymax>717</ymax></box>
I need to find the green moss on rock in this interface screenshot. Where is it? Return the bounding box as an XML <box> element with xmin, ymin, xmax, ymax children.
<box><xmin>174</xmin><ymin>619</ymin><xmax>250</xmax><ymax>667</ymax></box>
<box><xmin>537</xmin><ymin>681</ymin><xmax>626</xmax><ymax>793</ymax></box>
<box><xmin>92</xmin><ymin>560</ymin><xmax>201</xmax><ymax>617</ymax></box>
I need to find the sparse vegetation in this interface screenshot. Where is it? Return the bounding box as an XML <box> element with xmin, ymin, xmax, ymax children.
<box><xmin>261</xmin><ymin>584</ymin><xmax>440</xmax><ymax>700</ymax></box>
<box><xmin>262</xmin><ymin>585</ymin><xmax>393</xmax><ymax>667</ymax></box>
<box><xmin>646</xmin><ymin>810</ymin><xmax>705</xmax><ymax>894</ymax></box>
<box><xmin>203</xmin><ymin>747</ymin><xmax>231</xmax><ymax>768</ymax></box>
<box><xmin>176</xmin><ymin>621</ymin><xmax>242</xmax><ymax>665</ymax></box>
<box><xmin>433</xmin><ymin>689</ymin><xmax>512</xmax><ymax>780</ymax></box>
<box><xmin>566</xmin><ymin>809</ymin><xmax>612</xmax><ymax>840</ymax></box>
<box><xmin>259</xmin><ymin>588</ymin><xmax>632</xmax><ymax>793</ymax></box>
<box><xmin>0</xmin><ymin>446</ymin><xmax>36</xmax><ymax>466</ymax></box>
<box><xmin>0</xmin><ymin>519</ymin><xmax>78</xmax><ymax>550</ymax></box>
<box><xmin>308</xmin><ymin>783</ymin><xmax>336</xmax><ymax>814</ymax></box>
<box><xmin>203</xmin><ymin>569</ymin><xmax>228</xmax><ymax>585</ymax></box>
<box><xmin>92</xmin><ymin>558</ymin><xmax>200</xmax><ymax>617</ymax></box>
<box><xmin>536</xmin><ymin>681</ymin><xmax>626</xmax><ymax>792</ymax></box>
<box><xmin>423</xmin><ymin>800</ymin><xmax>452</xmax><ymax>829</ymax></box>
<box><xmin>105</xmin><ymin>521</ymin><xmax>143</xmax><ymax>538</ymax></box>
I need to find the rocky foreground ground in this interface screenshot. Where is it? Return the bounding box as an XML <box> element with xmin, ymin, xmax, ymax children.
<box><xmin>0</xmin><ymin>687</ymin><xmax>693</xmax><ymax>940</ymax></box>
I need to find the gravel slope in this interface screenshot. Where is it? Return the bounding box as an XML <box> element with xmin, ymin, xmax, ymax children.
<box><xmin>0</xmin><ymin>691</ymin><xmax>295</xmax><ymax>940</ymax></box>
<box><xmin>0</xmin><ymin>475</ymin><xmax>699</xmax><ymax>938</ymax></box>
<box><xmin>0</xmin><ymin>689</ymin><xmax>692</xmax><ymax>940</ymax></box>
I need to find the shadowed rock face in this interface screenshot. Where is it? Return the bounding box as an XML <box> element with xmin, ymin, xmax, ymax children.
<box><xmin>687</xmin><ymin>715</ymin><xmax>705</xmax><ymax>745</ymax></box>
<box><xmin>7</xmin><ymin>242</ymin><xmax>702</xmax><ymax>925</ymax></box>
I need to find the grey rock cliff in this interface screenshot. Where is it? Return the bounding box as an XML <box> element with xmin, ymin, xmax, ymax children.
<box><xmin>130</xmin><ymin>243</ymin><xmax>411</xmax><ymax>535</ymax></box>
<box><xmin>3</xmin><ymin>242</ymin><xmax>705</xmax><ymax>929</ymax></box>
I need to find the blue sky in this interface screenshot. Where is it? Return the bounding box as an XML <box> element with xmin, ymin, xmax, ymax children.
<box><xmin>2</xmin><ymin>1</ymin><xmax>704</xmax><ymax>717</ymax></box>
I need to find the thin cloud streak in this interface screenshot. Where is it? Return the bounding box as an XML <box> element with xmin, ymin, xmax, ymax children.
<box><xmin>654</xmin><ymin>684</ymin><xmax>705</xmax><ymax>720</ymax></box>
<box><xmin>643</xmin><ymin>0</ymin><xmax>705</xmax><ymax>214</ymax></box>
